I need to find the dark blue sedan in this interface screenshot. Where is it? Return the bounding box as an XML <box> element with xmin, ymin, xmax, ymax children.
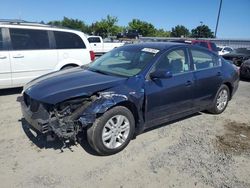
<box><xmin>21</xmin><ymin>42</ymin><xmax>239</xmax><ymax>155</ymax></box>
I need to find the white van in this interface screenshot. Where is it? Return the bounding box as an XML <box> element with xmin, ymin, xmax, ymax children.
<box><xmin>0</xmin><ymin>20</ymin><xmax>95</xmax><ymax>89</ymax></box>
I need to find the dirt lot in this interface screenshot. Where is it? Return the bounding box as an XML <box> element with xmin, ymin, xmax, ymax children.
<box><xmin>0</xmin><ymin>81</ymin><xmax>249</xmax><ymax>188</ymax></box>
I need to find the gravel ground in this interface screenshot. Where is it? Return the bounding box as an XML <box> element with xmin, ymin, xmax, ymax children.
<box><xmin>0</xmin><ymin>81</ymin><xmax>249</xmax><ymax>188</ymax></box>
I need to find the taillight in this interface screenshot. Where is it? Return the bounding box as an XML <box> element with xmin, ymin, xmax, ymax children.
<box><xmin>89</xmin><ymin>51</ymin><xmax>95</xmax><ymax>61</ymax></box>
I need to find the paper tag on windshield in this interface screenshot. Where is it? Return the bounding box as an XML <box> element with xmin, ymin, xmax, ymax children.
<box><xmin>142</xmin><ymin>48</ymin><xmax>159</xmax><ymax>54</ymax></box>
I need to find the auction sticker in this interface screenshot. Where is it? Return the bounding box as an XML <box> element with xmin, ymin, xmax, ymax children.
<box><xmin>142</xmin><ymin>48</ymin><xmax>159</xmax><ymax>54</ymax></box>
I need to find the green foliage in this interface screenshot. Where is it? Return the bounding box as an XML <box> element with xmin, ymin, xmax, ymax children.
<box><xmin>48</xmin><ymin>17</ymin><xmax>90</xmax><ymax>33</ymax></box>
<box><xmin>171</xmin><ymin>25</ymin><xmax>189</xmax><ymax>37</ymax></box>
<box><xmin>191</xmin><ymin>25</ymin><xmax>214</xmax><ymax>38</ymax></box>
<box><xmin>91</xmin><ymin>15</ymin><xmax>122</xmax><ymax>38</ymax></box>
<box><xmin>154</xmin><ymin>29</ymin><xmax>171</xmax><ymax>37</ymax></box>
<box><xmin>46</xmin><ymin>16</ymin><xmax>215</xmax><ymax>39</ymax></box>
<box><xmin>128</xmin><ymin>19</ymin><xmax>156</xmax><ymax>37</ymax></box>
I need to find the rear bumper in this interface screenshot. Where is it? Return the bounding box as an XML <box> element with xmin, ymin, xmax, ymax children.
<box><xmin>21</xmin><ymin>98</ymin><xmax>50</xmax><ymax>134</ymax></box>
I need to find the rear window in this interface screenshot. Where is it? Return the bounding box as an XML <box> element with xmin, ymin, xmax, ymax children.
<box><xmin>88</xmin><ymin>37</ymin><xmax>101</xmax><ymax>43</ymax></box>
<box><xmin>0</xmin><ymin>29</ymin><xmax>3</xmax><ymax>50</ymax></box>
<box><xmin>9</xmin><ymin>28</ymin><xmax>50</xmax><ymax>50</ymax></box>
<box><xmin>54</xmin><ymin>31</ymin><xmax>86</xmax><ymax>49</ymax></box>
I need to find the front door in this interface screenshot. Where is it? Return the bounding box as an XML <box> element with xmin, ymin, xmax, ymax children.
<box><xmin>144</xmin><ymin>47</ymin><xmax>195</xmax><ymax>127</ymax></box>
<box><xmin>88</xmin><ymin>37</ymin><xmax>102</xmax><ymax>54</ymax></box>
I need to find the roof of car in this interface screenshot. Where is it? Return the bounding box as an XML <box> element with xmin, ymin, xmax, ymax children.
<box><xmin>125</xmin><ymin>42</ymin><xmax>188</xmax><ymax>50</ymax></box>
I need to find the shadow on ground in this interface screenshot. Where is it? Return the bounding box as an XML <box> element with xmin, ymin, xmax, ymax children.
<box><xmin>20</xmin><ymin>118</ymin><xmax>100</xmax><ymax>156</ymax></box>
<box><xmin>20</xmin><ymin>112</ymin><xmax>202</xmax><ymax>156</ymax></box>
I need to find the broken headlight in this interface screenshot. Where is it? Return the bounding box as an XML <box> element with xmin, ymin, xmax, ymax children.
<box><xmin>55</xmin><ymin>97</ymin><xmax>90</xmax><ymax>117</ymax></box>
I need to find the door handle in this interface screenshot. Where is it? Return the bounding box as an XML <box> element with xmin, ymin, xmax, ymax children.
<box><xmin>94</xmin><ymin>44</ymin><xmax>96</xmax><ymax>46</ymax></box>
<box><xmin>0</xmin><ymin>55</ymin><xmax>7</xmax><ymax>59</ymax></box>
<box><xmin>13</xmin><ymin>54</ymin><xmax>24</xmax><ymax>58</ymax></box>
<box><xmin>217</xmin><ymin>71</ymin><xmax>222</xmax><ymax>76</ymax></box>
<box><xmin>185</xmin><ymin>80</ymin><xmax>192</xmax><ymax>86</ymax></box>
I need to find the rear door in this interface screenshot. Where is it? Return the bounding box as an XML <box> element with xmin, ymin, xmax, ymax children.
<box><xmin>8</xmin><ymin>28</ymin><xmax>57</xmax><ymax>86</ymax></box>
<box><xmin>0</xmin><ymin>28</ymin><xmax>11</xmax><ymax>88</ymax></box>
<box><xmin>144</xmin><ymin>47</ymin><xmax>195</xmax><ymax>127</ymax></box>
<box><xmin>54</xmin><ymin>31</ymin><xmax>89</xmax><ymax>66</ymax></box>
<box><xmin>189</xmin><ymin>47</ymin><xmax>223</xmax><ymax>109</ymax></box>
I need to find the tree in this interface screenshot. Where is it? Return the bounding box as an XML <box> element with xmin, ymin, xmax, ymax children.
<box><xmin>154</xmin><ymin>29</ymin><xmax>170</xmax><ymax>37</ymax></box>
<box><xmin>91</xmin><ymin>15</ymin><xmax>122</xmax><ymax>38</ymax></box>
<box><xmin>48</xmin><ymin>17</ymin><xmax>91</xmax><ymax>34</ymax></box>
<box><xmin>128</xmin><ymin>19</ymin><xmax>156</xmax><ymax>37</ymax></box>
<box><xmin>191</xmin><ymin>25</ymin><xmax>214</xmax><ymax>38</ymax></box>
<box><xmin>170</xmin><ymin>25</ymin><xmax>189</xmax><ymax>37</ymax></box>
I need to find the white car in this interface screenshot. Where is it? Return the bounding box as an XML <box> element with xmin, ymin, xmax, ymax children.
<box><xmin>87</xmin><ymin>36</ymin><xmax>124</xmax><ymax>56</ymax></box>
<box><xmin>0</xmin><ymin>20</ymin><xmax>95</xmax><ymax>89</ymax></box>
<box><xmin>218</xmin><ymin>46</ymin><xmax>233</xmax><ymax>56</ymax></box>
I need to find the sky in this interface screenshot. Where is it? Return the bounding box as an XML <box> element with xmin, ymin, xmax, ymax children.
<box><xmin>0</xmin><ymin>0</ymin><xmax>249</xmax><ymax>39</ymax></box>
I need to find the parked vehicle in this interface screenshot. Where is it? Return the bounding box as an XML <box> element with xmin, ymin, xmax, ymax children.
<box><xmin>87</xmin><ymin>36</ymin><xmax>124</xmax><ymax>56</ymax></box>
<box><xmin>240</xmin><ymin>59</ymin><xmax>250</xmax><ymax>79</ymax></box>
<box><xmin>0</xmin><ymin>19</ymin><xmax>95</xmax><ymax>89</ymax></box>
<box><xmin>171</xmin><ymin>39</ymin><xmax>218</xmax><ymax>53</ymax></box>
<box><xmin>21</xmin><ymin>42</ymin><xmax>239</xmax><ymax>155</ymax></box>
<box><xmin>117</xmin><ymin>29</ymin><xmax>140</xmax><ymax>39</ymax></box>
<box><xmin>223</xmin><ymin>48</ymin><xmax>250</xmax><ymax>66</ymax></box>
<box><xmin>217</xmin><ymin>46</ymin><xmax>233</xmax><ymax>56</ymax></box>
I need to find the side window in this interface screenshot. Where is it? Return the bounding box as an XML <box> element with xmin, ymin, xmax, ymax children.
<box><xmin>191</xmin><ymin>49</ymin><xmax>220</xmax><ymax>70</ymax></box>
<box><xmin>88</xmin><ymin>37</ymin><xmax>101</xmax><ymax>43</ymax></box>
<box><xmin>54</xmin><ymin>31</ymin><xmax>86</xmax><ymax>49</ymax></box>
<box><xmin>9</xmin><ymin>28</ymin><xmax>50</xmax><ymax>50</ymax></box>
<box><xmin>0</xmin><ymin>29</ymin><xmax>3</xmax><ymax>50</ymax></box>
<box><xmin>224</xmin><ymin>47</ymin><xmax>233</xmax><ymax>52</ymax></box>
<box><xmin>154</xmin><ymin>49</ymin><xmax>189</xmax><ymax>74</ymax></box>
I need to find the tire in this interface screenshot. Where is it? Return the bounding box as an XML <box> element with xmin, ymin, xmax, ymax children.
<box><xmin>87</xmin><ymin>106</ymin><xmax>135</xmax><ymax>155</ymax></box>
<box><xmin>208</xmin><ymin>84</ymin><xmax>230</xmax><ymax>114</ymax></box>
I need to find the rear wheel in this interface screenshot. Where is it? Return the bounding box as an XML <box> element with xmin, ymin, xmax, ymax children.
<box><xmin>208</xmin><ymin>84</ymin><xmax>230</xmax><ymax>114</ymax></box>
<box><xmin>87</xmin><ymin>106</ymin><xmax>135</xmax><ymax>155</ymax></box>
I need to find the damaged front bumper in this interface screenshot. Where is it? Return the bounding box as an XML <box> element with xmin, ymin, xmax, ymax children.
<box><xmin>21</xmin><ymin>97</ymin><xmax>51</xmax><ymax>134</ymax></box>
<box><xmin>20</xmin><ymin>91</ymin><xmax>131</xmax><ymax>143</ymax></box>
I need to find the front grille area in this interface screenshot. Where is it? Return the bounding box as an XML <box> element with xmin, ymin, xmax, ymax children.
<box><xmin>23</xmin><ymin>93</ymin><xmax>40</xmax><ymax>112</ymax></box>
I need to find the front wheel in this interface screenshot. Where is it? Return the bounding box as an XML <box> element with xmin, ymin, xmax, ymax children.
<box><xmin>87</xmin><ymin>106</ymin><xmax>135</xmax><ymax>155</ymax></box>
<box><xmin>208</xmin><ymin>84</ymin><xmax>230</xmax><ymax>114</ymax></box>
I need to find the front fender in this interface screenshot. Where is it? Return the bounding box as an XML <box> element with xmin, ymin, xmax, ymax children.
<box><xmin>77</xmin><ymin>92</ymin><xmax>129</xmax><ymax>126</ymax></box>
<box><xmin>85</xmin><ymin>92</ymin><xmax>129</xmax><ymax>114</ymax></box>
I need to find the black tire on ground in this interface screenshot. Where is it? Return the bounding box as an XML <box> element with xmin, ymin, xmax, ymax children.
<box><xmin>87</xmin><ymin>106</ymin><xmax>135</xmax><ymax>155</ymax></box>
<box><xmin>207</xmin><ymin>84</ymin><xmax>230</xmax><ymax>114</ymax></box>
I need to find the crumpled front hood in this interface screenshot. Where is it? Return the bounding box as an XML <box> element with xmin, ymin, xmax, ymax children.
<box><xmin>24</xmin><ymin>67</ymin><xmax>127</xmax><ymax>104</ymax></box>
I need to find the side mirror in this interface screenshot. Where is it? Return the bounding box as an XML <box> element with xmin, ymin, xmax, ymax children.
<box><xmin>150</xmin><ymin>70</ymin><xmax>173</xmax><ymax>79</ymax></box>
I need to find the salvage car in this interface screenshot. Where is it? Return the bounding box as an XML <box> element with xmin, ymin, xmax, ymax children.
<box><xmin>21</xmin><ymin>42</ymin><xmax>239</xmax><ymax>155</ymax></box>
<box><xmin>223</xmin><ymin>48</ymin><xmax>250</xmax><ymax>67</ymax></box>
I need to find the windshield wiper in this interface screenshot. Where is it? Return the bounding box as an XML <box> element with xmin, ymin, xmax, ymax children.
<box><xmin>88</xmin><ymin>68</ymin><xmax>111</xmax><ymax>75</ymax></box>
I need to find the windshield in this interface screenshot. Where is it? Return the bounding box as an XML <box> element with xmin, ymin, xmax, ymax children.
<box><xmin>87</xmin><ymin>46</ymin><xmax>159</xmax><ymax>77</ymax></box>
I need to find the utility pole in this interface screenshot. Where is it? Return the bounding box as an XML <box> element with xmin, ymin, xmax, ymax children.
<box><xmin>215</xmin><ymin>0</ymin><xmax>223</xmax><ymax>38</ymax></box>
